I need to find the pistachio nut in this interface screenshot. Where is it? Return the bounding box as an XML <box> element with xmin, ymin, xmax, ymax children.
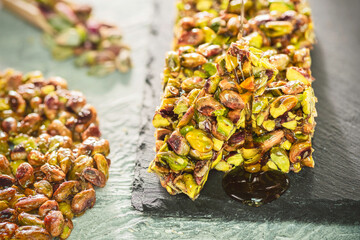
<box><xmin>189</xmin><ymin>149</ymin><xmax>213</xmax><ymax>161</ymax></box>
<box><xmin>16</xmin><ymin>162</ymin><xmax>35</xmax><ymax>188</ymax></box>
<box><xmin>185</xmin><ymin>129</ymin><xmax>213</xmax><ymax>153</ymax></box>
<box><xmin>289</xmin><ymin>141</ymin><xmax>312</xmax><ymax>163</ymax></box>
<box><xmin>0</xmin><ymin>174</ymin><xmax>15</xmax><ymax>188</ymax></box>
<box><xmin>68</xmin><ymin>155</ymin><xmax>94</xmax><ymax>180</ymax></box>
<box><xmin>216</xmin><ymin>116</ymin><xmax>235</xmax><ymax>138</ymax></box>
<box><xmin>259</xmin><ymin>130</ymin><xmax>285</xmax><ymax>152</ymax></box>
<box><xmin>18</xmin><ymin>212</ymin><xmax>44</xmax><ymax>228</ymax></box>
<box><xmin>157</xmin><ymin>151</ymin><xmax>188</xmax><ymax>172</ymax></box>
<box><xmin>15</xmin><ymin>194</ymin><xmax>49</xmax><ymax>212</ymax></box>
<box><xmin>286</xmin><ymin>67</ymin><xmax>311</xmax><ymax>86</ymax></box>
<box><xmin>196</xmin><ymin>96</ymin><xmax>226</xmax><ymax>117</ymax></box>
<box><xmin>60</xmin><ymin>218</ymin><xmax>73</xmax><ymax>239</ymax></box>
<box><xmin>34</xmin><ymin>180</ymin><xmax>53</xmax><ymax>198</ymax></box>
<box><xmin>263</xmin><ymin>21</ymin><xmax>294</xmax><ymax>37</ymax></box>
<box><xmin>40</xmin><ymin>163</ymin><xmax>66</xmax><ymax>182</ymax></box>
<box><xmin>53</xmin><ymin>181</ymin><xmax>80</xmax><ymax>202</ymax></box>
<box><xmin>0</xmin><ymin>222</ymin><xmax>18</xmax><ymax>239</ymax></box>
<box><xmin>219</xmin><ymin>90</ymin><xmax>245</xmax><ymax>110</ymax></box>
<box><xmin>38</xmin><ymin>200</ymin><xmax>59</xmax><ymax>218</ymax></box>
<box><xmin>167</xmin><ymin>131</ymin><xmax>190</xmax><ymax>156</ymax></box>
<box><xmin>270</xmin><ymin>95</ymin><xmax>298</xmax><ymax>118</ymax></box>
<box><xmin>270</xmin><ymin>147</ymin><xmax>290</xmax><ymax>173</ymax></box>
<box><xmin>93</xmin><ymin>153</ymin><xmax>110</xmax><ymax>180</ymax></box>
<box><xmin>81</xmin><ymin>167</ymin><xmax>106</xmax><ymax>188</ymax></box>
<box><xmin>44</xmin><ymin>210</ymin><xmax>64</xmax><ymax>237</ymax></box>
<box><xmin>59</xmin><ymin>201</ymin><xmax>74</xmax><ymax>219</ymax></box>
<box><xmin>14</xmin><ymin>226</ymin><xmax>51</xmax><ymax>240</ymax></box>
<box><xmin>181</xmin><ymin>77</ymin><xmax>206</xmax><ymax>92</ymax></box>
<box><xmin>0</xmin><ymin>187</ymin><xmax>16</xmax><ymax>201</ymax></box>
<box><xmin>181</xmin><ymin>53</ymin><xmax>207</xmax><ymax>68</ymax></box>
<box><xmin>71</xmin><ymin>189</ymin><xmax>96</xmax><ymax>215</ymax></box>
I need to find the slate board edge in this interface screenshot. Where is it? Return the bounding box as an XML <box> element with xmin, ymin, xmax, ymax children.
<box><xmin>131</xmin><ymin>0</ymin><xmax>360</xmax><ymax>224</ymax></box>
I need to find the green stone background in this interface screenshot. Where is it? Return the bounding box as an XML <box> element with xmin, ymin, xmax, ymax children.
<box><xmin>0</xmin><ymin>0</ymin><xmax>359</xmax><ymax>239</ymax></box>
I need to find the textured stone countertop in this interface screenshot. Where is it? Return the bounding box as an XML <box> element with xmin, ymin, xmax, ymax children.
<box><xmin>0</xmin><ymin>0</ymin><xmax>359</xmax><ymax>239</ymax></box>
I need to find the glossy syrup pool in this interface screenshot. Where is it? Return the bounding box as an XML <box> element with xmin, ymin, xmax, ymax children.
<box><xmin>222</xmin><ymin>167</ymin><xmax>290</xmax><ymax>207</ymax></box>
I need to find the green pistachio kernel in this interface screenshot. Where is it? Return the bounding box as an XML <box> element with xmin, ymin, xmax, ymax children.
<box><xmin>189</xmin><ymin>149</ymin><xmax>213</xmax><ymax>161</ymax></box>
<box><xmin>270</xmin><ymin>95</ymin><xmax>298</xmax><ymax>118</ymax></box>
<box><xmin>196</xmin><ymin>0</ymin><xmax>213</xmax><ymax>11</ymax></box>
<box><xmin>188</xmin><ymin>89</ymin><xmax>201</xmax><ymax>106</ymax></box>
<box><xmin>152</xmin><ymin>113</ymin><xmax>170</xmax><ymax>128</ymax></box>
<box><xmin>203</xmin><ymin>26</ymin><xmax>216</xmax><ymax>43</ymax></box>
<box><xmin>75</xmin><ymin>51</ymin><xmax>97</xmax><ymax>67</ymax></box>
<box><xmin>18</xmin><ymin>212</ymin><xmax>44</xmax><ymax>227</ymax></box>
<box><xmin>10</xmin><ymin>160</ymin><xmax>26</xmax><ymax>175</ymax></box>
<box><xmin>270</xmin><ymin>147</ymin><xmax>290</xmax><ymax>173</ymax></box>
<box><xmin>216</xmin><ymin>116</ymin><xmax>235</xmax><ymax>138</ymax></box>
<box><xmin>263</xmin><ymin>120</ymin><xmax>276</xmax><ymax>131</ymax></box>
<box><xmin>186</xmin><ymin>129</ymin><xmax>213</xmax><ymax>153</ymax></box>
<box><xmin>51</xmin><ymin>45</ymin><xmax>74</xmax><ymax>60</ymax></box>
<box><xmin>211</xmin><ymin>151</ymin><xmax>223</xmax><ymax>168</ymax></box>
<box><xmin>166</xmin><ymin>51</ymin><xmax>180</xmax><ymax>72</ymax></box>
<box><xmin>41</xmin><ymin>85</ymin><xmax>55</xmax><ymax>95</ymax></box>
<box><xmin>256</xmin><ymin>113</ymin><xmax>266</xmax><ymax>127</ymax></box>
<box><xmin>182</xmin><ymin>173</ymin><xmax>200</xmax><ymax>200</ymax></box>
<box><xmin>286</xmin><ymin>67</ymin><xmax>310</xmax><ymax>85</ymax></box>
<box><xmin>174</xmin><ymin>98</ymin><xmax>189</xmax><ymax>115</ymax></box>
<box><xmin>266</xmin><ymin>160</ymin><xmax>279</xmax><ymax>171</ymax></box>
<box><xmin>206</xmin><ymin>75</ymin><xmax>221</xmax><ymax>94</ymax></box>
<box><xmin>253</xmin><ymin>97</ymin><xmax>268</xmax><ymax>114</ymax></box>
<box><xmin>241</xmin><ymin>148</ymin><xmax>260</xmax><ymax>159</ymax></box>
<box><xmin>0</xmin><ymin>201</ymin><xmax>8</xmax><ymax>211</ymax></box>
<box><xmin>228</xmin><ymin>0</ymin><xmax>253</xmax><ymax>13</ymax></box>
<box><xmin>181</xmin><ymin>77</ymin><xmax>205</xmax><ymax>92</ymax></box>
<box><xmin>281</xmin><ymin>120</ymin><xmax>297</xmax><ymax>130</ymax></box>
<box><xmin>225</xmin><ymin>54</ymin><xmax>238</xmax><ymax>72</ymax></box>
<box><xmin>0</xmin><ymin>99</ymin><xmax>10</xmax><ymax>111</ymax></box>
<box><xmin>48</xmin><ymin>15</ymin><xmax>72</xmax><ymax>31</ymax></box>
<box><xmin>181</xmin><ymin>53</ymin><xmax>207</xmax><ymax>68</ymax></box>
<box><xmin>263</xmin><ymin>21</ymin><xmax>294</xmax><ymax>38</ymax></box>
<box><xmin>226</xmin><ymin>153</ymin><xmax>244</xmax><ymax>167</ymax></box>
<box><xmin>180</xmin><ymin>125</ymin><xmax>195</xmax><ymax>136</ymax></box>
<box><xmin>244</xmin><ymin>32</ymin><xmax>263</xmax><ymax>49</ymax></box>
<box><xmin>194</xmin><ymin>70</ymin><xmax>208</xmax><ymax>79</ymax></box>
<box><xmin>55</xmin><ymin>28</ymin><xmax>82</xmax><ymax>47</ymax></box>
<box><xmin>214</xmin><ymin>160</ymin><xmax>232</xmax><ymax>172</ymax></box>
<box><xmin>60</xmin><ymin>222</ymin><xmax>73</xmax><ymax>239</ymax></box>
<box><xmin>196</xmin><ymin>96</ymin><xmax>227</xmax><ymax>116</ymax></box>
<box><xmin>269</xmin><ymin>0</ymin><xmax>295</xmax><ymax>13</ymax></box>
<box><xmin>202</xmin><ymin>63</ymin><xmax>217</xmax><ymax>77</ymax></box>
<box><xmin>212</xmin><ymin>138</ymin><xmax>224</xmax><ymax>151</ymax></box>
<box><xmin>157</xmin><ymin>151</ymin><xmax>188</xmax><ymax>172</ymax></box>
<box><xmin>24</xmin><ymin>138</ymin><xmax>37</xmax><ymax>152</ymax></box>
<box><xmin>301</xmin><ymin>88</ymin><xmax>315</xmax><ymax>115</ymax></box>
<box><xmin>281</xmin><ymin>140</ymin><xmax>292</xmax><ymax>150</ymax></box>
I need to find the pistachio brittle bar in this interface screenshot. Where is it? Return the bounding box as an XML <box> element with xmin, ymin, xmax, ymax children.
<box><xmin>149</xmin><ymin>0</ymin><xmax>317</xmax><ymax>200</ymax></box>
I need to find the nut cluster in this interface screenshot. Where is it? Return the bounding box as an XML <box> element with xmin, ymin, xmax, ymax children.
<box><xmin>0</xmin><ymin>69</ymin><xmax>110</xmax><ymax>239</ymax></box>
<box><xmin>34</xmin><ymin>0</ymin><xmax>132</xmax><ymax>76</ymax></box>
<box><xmin>149</xmin><ymin>0</ymin><xmax>316</xmax><ymax>200</ymax></box>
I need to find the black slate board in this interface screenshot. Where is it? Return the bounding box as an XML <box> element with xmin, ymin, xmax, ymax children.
<box><xmin>132</xmin><ymin>0</ymin><xmax>360</xmax><ymax>223</ymax></box>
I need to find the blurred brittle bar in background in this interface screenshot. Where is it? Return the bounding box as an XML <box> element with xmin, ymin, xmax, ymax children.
<box><xmin>3</xmin><ymin>0</ymin><xmax>132</xmax><ymax>76</ymax></box>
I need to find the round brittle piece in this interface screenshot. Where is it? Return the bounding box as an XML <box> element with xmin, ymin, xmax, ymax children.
<box><xmin>0</xmin><ymin>69</ymin><xmax>110</xmax><ymax>239</ymax></box>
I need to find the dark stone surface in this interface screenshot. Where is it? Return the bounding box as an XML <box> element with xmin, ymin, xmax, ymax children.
<box><xmin>132</xmin><ymin>0</ymin><xmax>360</xmax><ymax>223</ymax></box>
